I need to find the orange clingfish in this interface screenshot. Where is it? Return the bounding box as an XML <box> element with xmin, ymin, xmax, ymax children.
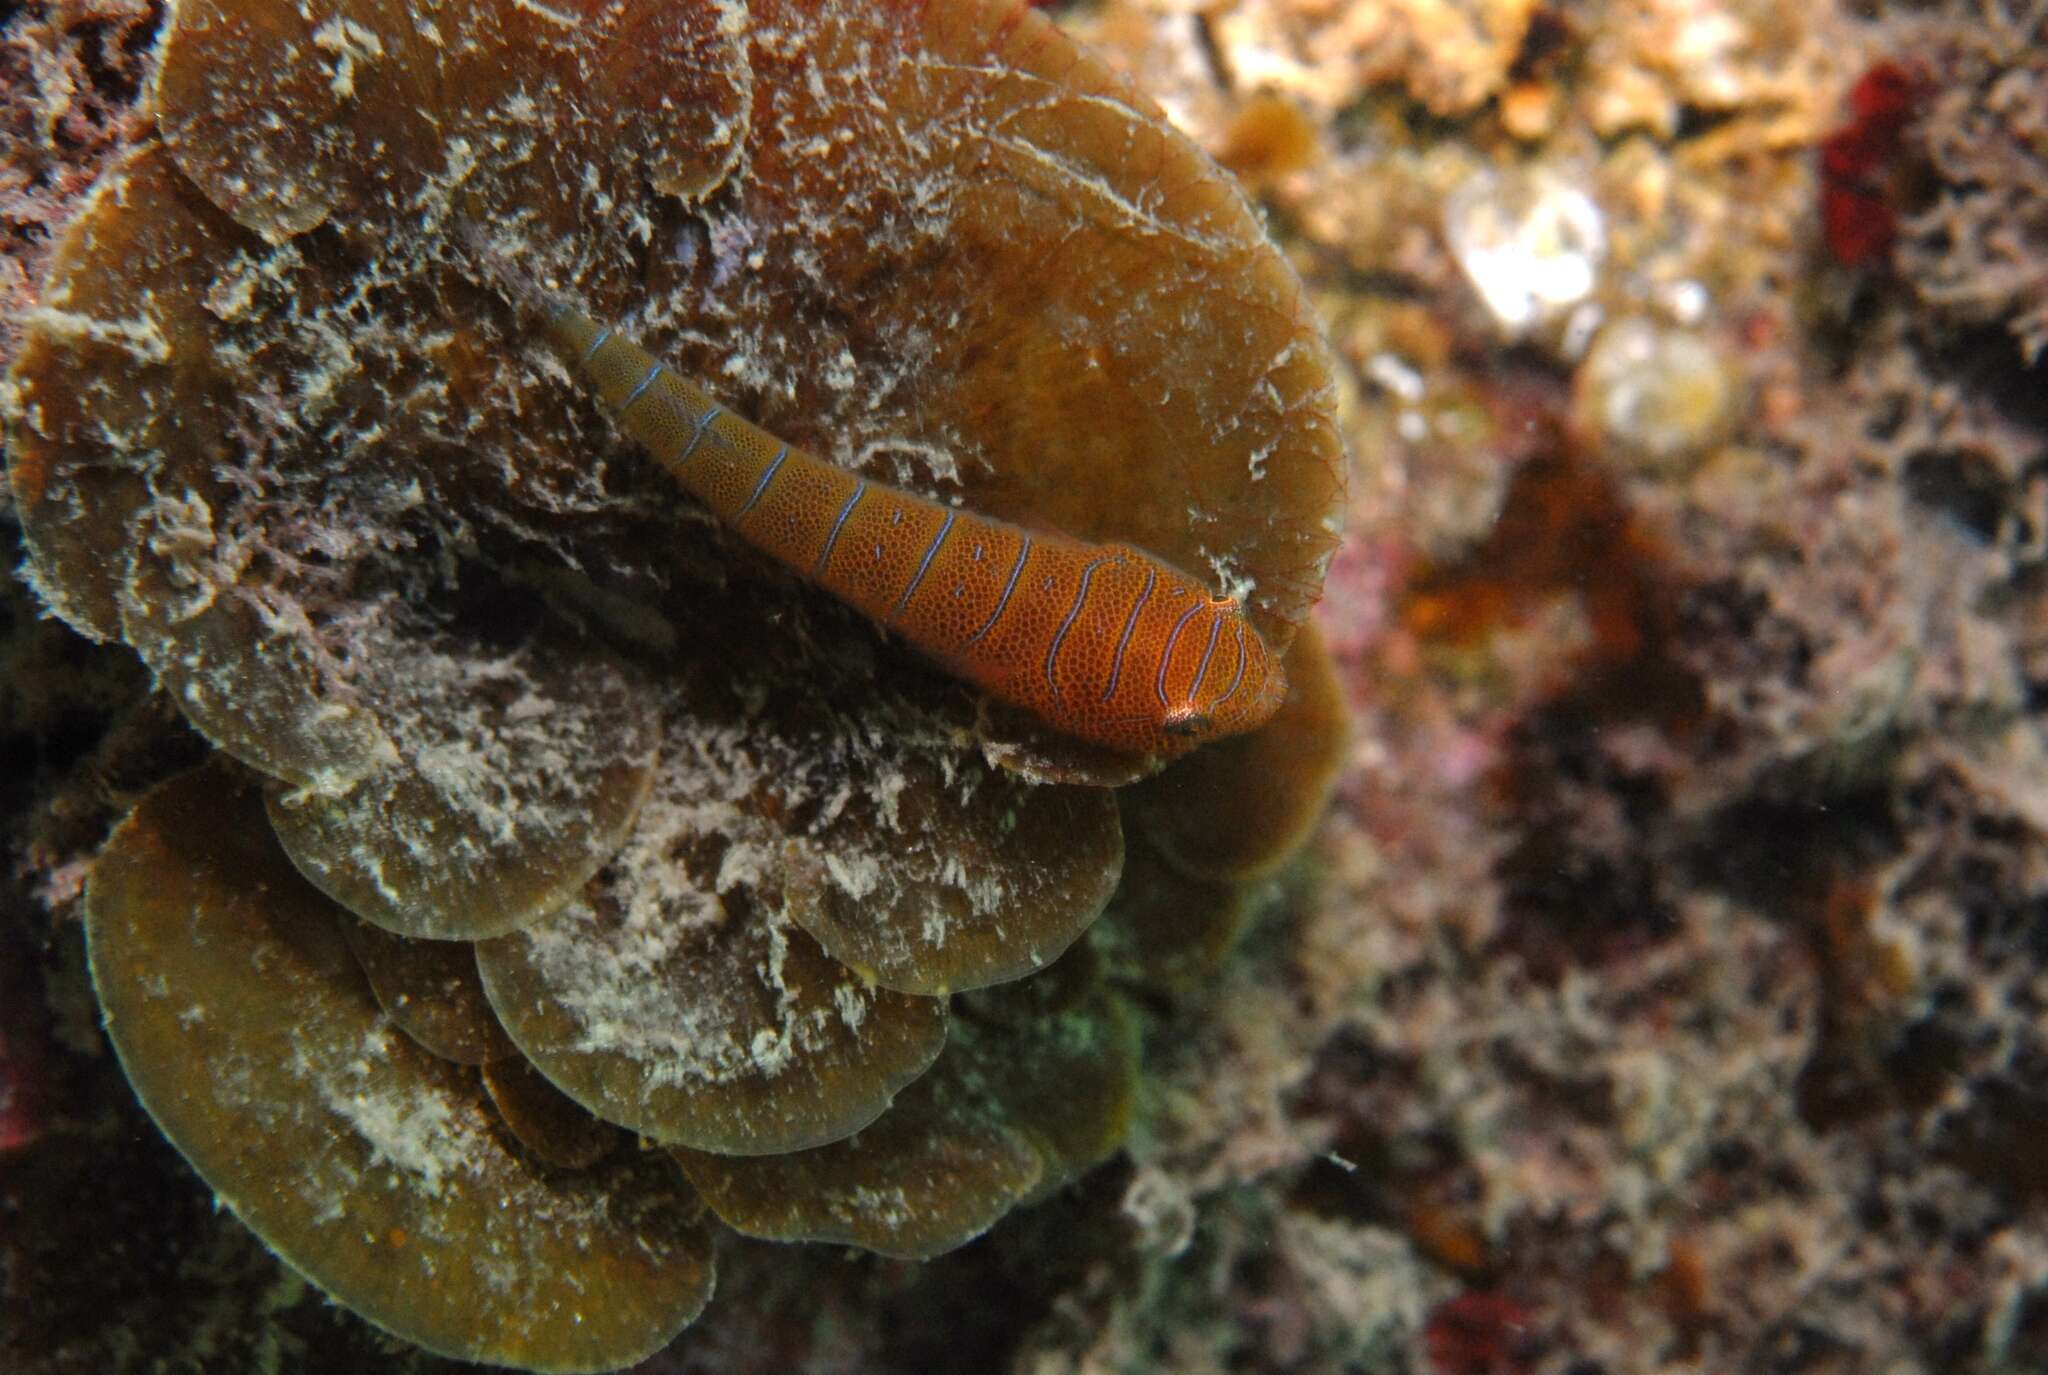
<box><xmin>480</xmin><ymin>254</ymin><xmax>1285</xmax><ymax>757</ymax></box>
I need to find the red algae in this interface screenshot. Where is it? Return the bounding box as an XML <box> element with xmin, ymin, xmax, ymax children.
<box><xmin>1424</xmin><ymin>1291</ymin><xmax>1538</xmax><ymax>1375</ymax></box>
<box><xmin>1400</xmin><ymin>441</ymin><xmax>1702</xmax><ymax>735</ymax></box>
<box><xmin>1819</xmin><ymin>61</ymin><xmax>1929</xmax><ymax>268</ymax></box>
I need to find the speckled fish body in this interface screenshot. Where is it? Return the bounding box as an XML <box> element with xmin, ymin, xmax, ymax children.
<box><xmin>542</xmin><ymin>302</ymin><xmax>1286</xmax><ymax>756</ymax></box>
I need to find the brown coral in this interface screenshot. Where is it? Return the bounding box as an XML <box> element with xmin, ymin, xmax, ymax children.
<box><xmin>6</xmin><ymin>0</ymin><xmax>1348</xmax><ymax>1366</ymax></box>
<box><xmin>87</xmin><ymin>765</ymin><xmax>717</xmax><ymax>1371</ymax></box>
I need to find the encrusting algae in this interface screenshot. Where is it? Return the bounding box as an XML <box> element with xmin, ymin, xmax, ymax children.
<box><xmin>1</xmin><ymin>0</ymin><xmax>1350</xmax><ymax>1368</ymax></box>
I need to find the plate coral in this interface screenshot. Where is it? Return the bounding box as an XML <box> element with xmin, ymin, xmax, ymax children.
<box><xmin>2</xmin><ymin>0</ymin><xmax>1348</xmax><ymax>1368</ymax></box>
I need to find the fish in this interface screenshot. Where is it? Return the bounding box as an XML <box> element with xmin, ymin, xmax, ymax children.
<box><xmin>478</xmin><ymin>253</ymin><xmax>1286</xmax><ymax>757</ymax></box>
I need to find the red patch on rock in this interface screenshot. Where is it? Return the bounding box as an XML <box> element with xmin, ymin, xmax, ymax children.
<box><xmin>1818</xmin><ymin>62</ymin><xmax>1927</xmax><ymax>268</ymax></box>
<box><xmin>1425</xmin><ymin>1291</ymin><xmax>1538</xmax><ymax>1375</ymax></box>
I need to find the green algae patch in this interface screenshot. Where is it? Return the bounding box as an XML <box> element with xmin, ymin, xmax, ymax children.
<box><xmin>86</xmin><ymin>766</ymin><xmax>713</xmax><ymax>1372</ymax></box>
<box><xmin>1103</xmin><ymin>626</ymin><xmax>1350</xmax><ymax>989</ymax></box>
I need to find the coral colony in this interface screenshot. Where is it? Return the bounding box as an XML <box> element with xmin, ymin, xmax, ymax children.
<box><xmin>4</xmin><ymin>0</ymin><xmax>1344</xmax><ymax>1368</ymax></box>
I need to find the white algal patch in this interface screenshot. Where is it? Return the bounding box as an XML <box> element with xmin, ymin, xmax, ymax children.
<box><xmin>310</xmin><ymin>17</ymin><xmax>385</xmax><ymax>101</ymax></box>
<box><xmin>134</xmin><ymin>489</ymin><xmax>225</xmax><ymax>621</ymax></box>
<box><xmin>833</xmin><ymin>981</ymin><xmax>869</xmax><ymax>1033</ymax></box>
<box><xmin>839</xmin><ymin>1184</ymin><xmax>915</xmax><ymax>1228</ymax></box>
<box><xmin>514</xmin><ymin>709</ymin><xmax>868</xmax><ymax>1086</ymax></box>
<box><xmin>825</xmin><ymin>850</ymin><xmax>884</xmax><ymax>901</ymax></box>
<box><xmin>307</xmin><ymin>1026</ymin><xmax>491</xmax><ymax>1199</ymax></box>
<box><xmin>23</xmin><ymin>303</ymin><xmax>171</xmax><ymax>364</ymax></box>
<box><xmin>352</xmin><ymin>627</ymin><xmax>646</xmax><ymax>863</ymax></box>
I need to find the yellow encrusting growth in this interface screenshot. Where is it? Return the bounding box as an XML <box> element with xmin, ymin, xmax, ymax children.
<box><xmin>534</xmin><ymin>299</ymin><xmax>1289</xmax><ymax>757</ymax></box>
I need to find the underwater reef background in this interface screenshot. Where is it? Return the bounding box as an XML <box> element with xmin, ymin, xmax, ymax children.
<box><xmin>5</xmin><ymin>0</ymin><xmax>2048</xmax><ymax>1371</ymax></box>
